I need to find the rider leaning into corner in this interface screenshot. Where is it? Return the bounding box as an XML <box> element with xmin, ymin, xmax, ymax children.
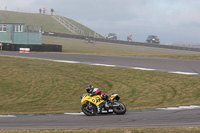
<box><xmin>86</xmin><ymin>85</ymin><xmax>112</xmax><ymax>108</ymax></box>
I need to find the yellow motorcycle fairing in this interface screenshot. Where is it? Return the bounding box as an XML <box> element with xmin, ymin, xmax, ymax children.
<box><xmin>109</xmin><ymin>94</ymin><xmax>120</xmax><ymax>101</ymax></box>
<box><xmin>81</xmin><ymin>93</ymin><xmax>104</xmax><ymax>106</ymax></box>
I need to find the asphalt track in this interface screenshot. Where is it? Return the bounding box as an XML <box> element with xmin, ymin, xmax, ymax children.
<box><xmin>1</xmin><ymin>109</ymin><xmax>200</xmax><ymax>129</ymax></box>
<box><xmin>0</xmin><ymin>52</ymin><xmax>200</xmax><ymax>75</ymax></box>
<box><xmin>0</xmin><ymin>52</ymin><xmax>200</xmax><ymax>129</ymax></box>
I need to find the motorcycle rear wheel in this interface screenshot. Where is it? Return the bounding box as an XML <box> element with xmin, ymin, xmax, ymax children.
<box><xmin>113</xmin><ymin>102</ymin><xmax>126</xmax><ymax>115</ymax></box>
<box><xmin>82</xmin><ymin>103</ymin><xmax>97</xmax><ymax>116</ymax></box>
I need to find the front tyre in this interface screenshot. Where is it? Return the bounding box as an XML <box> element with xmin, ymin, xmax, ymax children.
<box><xmin>82</xmin><ymin>103</ymin><xmax>97</xmax><ymax>116</ymax></box>
<box><xmin>113</xmin><ymin>102</ymin><xmax>126</xmax><ymax>115</ymax></box>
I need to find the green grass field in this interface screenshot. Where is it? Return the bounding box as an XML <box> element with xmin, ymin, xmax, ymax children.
<box><xmin>0</xmin><ymin>56</ymin><xmax>199</xmax><ymax>114</ymax></box>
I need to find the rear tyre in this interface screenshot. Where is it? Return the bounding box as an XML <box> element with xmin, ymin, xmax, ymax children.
<box><xmin>82</xmin><ymin>103</ymin><xmax>97</xmax><ymax>116</ymax></box>
<box><xmin>113</xmin><ymin>102</ymin><xmax>126</xmax><ymax>115</ymax></box>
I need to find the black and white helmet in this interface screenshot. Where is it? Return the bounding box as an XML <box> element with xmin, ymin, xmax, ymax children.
<box><xmin>86</xmin><ymin>85</ymin><xmax>94</xmax><ymax>93</ymax></box>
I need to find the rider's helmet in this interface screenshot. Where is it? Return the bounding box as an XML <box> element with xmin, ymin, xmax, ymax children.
<box><xmin>86</xmin><ymin>85</ymin><xmax>94</xmax><ymax>93</ymax></box>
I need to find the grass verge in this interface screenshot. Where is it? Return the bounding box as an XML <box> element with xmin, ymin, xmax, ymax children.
<box><xmin>43</xmin><ymin>36</ymin><xmax>200</xmax><ymax>60</ymax></box>
<box><xmin>0</xmin><ymin>56</ymin><xmax>200</xmax><ymax>114</ymax></box>
<box><xmin>1</xmin><ymin>127</ymin><xmax>200</xmax><ymax>133</ymax></box>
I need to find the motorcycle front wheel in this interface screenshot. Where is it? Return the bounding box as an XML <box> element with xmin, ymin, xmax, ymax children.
<box><xmin>113</xmin><ymin>102</ymin><xmax>126</xmax><ymax>115</ymax></box>
<box><xmin>82</xmin><ymin>103</ymin><xmax>97</xmax><ymax>116</ymax></box>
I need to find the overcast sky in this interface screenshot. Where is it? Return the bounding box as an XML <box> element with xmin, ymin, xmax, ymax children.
<box><xmin>1</xmin><ymin>0</ymin><xmax>200</xmax><ymax>44</ymax></box>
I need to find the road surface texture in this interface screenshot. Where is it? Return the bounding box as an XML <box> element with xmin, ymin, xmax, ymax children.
<box><xmin>0</xmin><ymin>52</ymin><xmax>200</xmax><ymax>74</ymax></box>
<box><xmin>0</xmin><ymin>109</ymin><xmax>200</xmax><ymax>129</ymax></box>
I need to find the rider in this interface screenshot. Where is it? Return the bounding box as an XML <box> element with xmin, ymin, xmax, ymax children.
<box><xmin>86</xmin><ymin>85</ymin><xmax>111</xmax><ymax>108</ymax></box>
<box><xmin>127</xmin><ymin>35</ymin><xmax>132</xmax><ymax>41</ymax></box>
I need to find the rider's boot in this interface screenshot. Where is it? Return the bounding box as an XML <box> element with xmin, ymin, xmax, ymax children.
<box><xmin>97</xmin><ymin>103</ymin><xmax>104</xmax><ymax>114</ymax></box>
<box><xmin>97</xmin><ymin>106</ymin><xmax>101</xmax><ymax>113</ymax></box>
<box><xmin>105</xmin><ymin>101</ymin><xmax>109</xmax><ymax>109</ymax></box>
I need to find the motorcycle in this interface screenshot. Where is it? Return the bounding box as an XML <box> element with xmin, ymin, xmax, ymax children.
<box><xmin>85</xmin><ymin>37</ymin><xmax>96</xmax><ymax>44</ymax></box>
<box><xmin>80</xmin><ymin>93</ymin><xmax>126</xmax><ymax>116</ymax></box>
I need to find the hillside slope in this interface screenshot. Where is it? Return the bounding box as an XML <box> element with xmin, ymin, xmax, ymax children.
<box><xmin>0</xmin><ymin>10</ymin><xmax>99</xmax><ymax>36</ymax></box>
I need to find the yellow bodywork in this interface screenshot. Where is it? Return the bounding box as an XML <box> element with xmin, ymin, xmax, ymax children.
<box><xmin>81</xmin><ymin>93</ymin><xmax>104</xmax><ymax>106</ymax></box>
<box><xmin>81</xmin><ymin>93</ymin><xmax>117</xmax><ymax>106</ymax></box>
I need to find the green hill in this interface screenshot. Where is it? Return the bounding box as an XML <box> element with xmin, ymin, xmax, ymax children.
<box><xmin>0</xmin><ymin>10</ymin><xmax>101</xmax><ymax>36</ymax></box>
